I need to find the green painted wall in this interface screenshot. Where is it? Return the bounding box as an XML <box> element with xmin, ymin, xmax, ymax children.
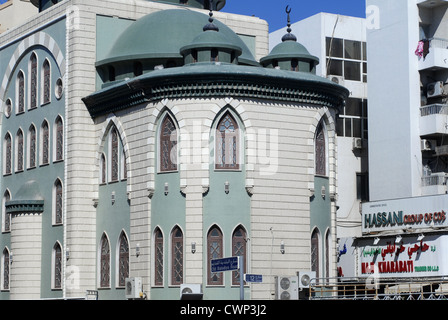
<box><xmin>0</xmin><ymin>18</ymin><xmax>66</xmax><ymax>299</ymax></box>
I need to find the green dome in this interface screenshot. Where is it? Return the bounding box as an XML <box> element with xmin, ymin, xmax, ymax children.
<box><xmin>96</xmin><ymin>9</ymin><xmax>257</xmax><ymax>67</ymax></box>
<box><xmin>260</xmin><ymin>40</ymin><xmax>319</xmax><ymax>67</ymax></box>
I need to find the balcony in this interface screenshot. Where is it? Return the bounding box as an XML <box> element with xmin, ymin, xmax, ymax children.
<box><xmin>422</xmin><ymin>172</ymin><xmax>448</xmax><ymax>195</ymax></box>
<box><xmin>420</xmin><ymin>103</ymin><xmax>448</xmax><ymax>137</ymax></box>
<box><xmin>418</xmin><ymin>38</ymin><xmax>448</xmax><ymax>71</ymax></box>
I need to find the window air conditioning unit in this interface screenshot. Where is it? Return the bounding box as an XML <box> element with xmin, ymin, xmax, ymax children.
<box><xmin>328</xmin><ymin>75</ymin><xmax>344</xmax><ymax>85</ymax></box>
<box><xmin>125</xmin><ymin>277</ymin><xmax>143</xmax><ymax>299</ymax></box>
<box><xmin>353</xmin><ymin>138</ymin><xmax>363</xmax><ymax>150</ymax></box>
<box><xmin>297</xmin><ymin>271</ymin><xmax>316</xmax><ymax>289</ymax></box>
<box><xmin>427</xmin><ymin>81</ymin><xmax>446</xmax><ymax>98</ymax></box>
<box><xmin>275</xmin><ymin>276</ymin><xmax>299</xmax><ymax>300</ymax></box>
<box><xmin>180</xmin><ymin>284</ymin><xmax>203</xmax><ymax>300</ymax></box>
<box><xmin>421</xmin><ymin>139</ymin><xmax>436</xmax><ymax>151</ymax></box>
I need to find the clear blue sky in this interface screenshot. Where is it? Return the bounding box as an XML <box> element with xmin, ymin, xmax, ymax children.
<box><xmin>223</xmin><ymin>0</ymin><xmax>366</xmax><ymax>32</ymax></box>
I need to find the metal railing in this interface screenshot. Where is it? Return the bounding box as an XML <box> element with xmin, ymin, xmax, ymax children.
<box><xmin>307</xmin><ymin>277</ymin><xmax>448</xmax><ymax>300</ymax></box>
<box><xmin>420</xmin><ymin>103</ymin><xmax>448</xmax><ymax>117</ymax></box>
<box><xmin>421</xmin><ymin>172</ymin><xmax>448</xmax><ymax>187</ymax></box>
<box><xmin>428</xmin><ymin>37</ymin><xmax>448</xmax><ymax>49</ymax></box>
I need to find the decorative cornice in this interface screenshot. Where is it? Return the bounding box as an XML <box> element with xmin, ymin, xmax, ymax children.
<box><xmin>6</xmin><ymin>200</ymin><xmax>44</xmax><ymax>214</ymax></box>
<box><xmin>83</xmin><ymin>64</ymin><xmax>348</xmax><ymax>118</ymax></box>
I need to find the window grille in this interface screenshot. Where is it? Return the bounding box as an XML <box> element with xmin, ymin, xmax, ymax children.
<box><xmin>54</xmin><ymin>243</ymin><xmax>62</xmax><ymax>289</ymax></box>
<box><xmin>171</xmin><ymin>227</ymin><xmax>183</xmax><ymax>286</ymax></box>
<box><xmin>43</xmin><ymin>61</ymin><xmax>51</xmax><ymax>104</ymax></box>
<box><xmin>154</xmin><ymin>228</ymin><xmax>164</xmax><ymax>286</ymax></box>
<box><xmin>207</xmin><ymin>226</ymin><xmax>223</xmax><ymax>285</ymax></box>
<box><xmin>30</xmin><ymin>54</ymin><xmax>37</xmax><ymax>110</ymax></box>
<box><xmin>100</xmin><ymin>235</ymin><xmax>110</xmax><ymax>288</ymax></box>
<box><xmin>215</xmin><ymin>113</ymin><xmax>239</xmax><ymax>170</ymax></box>
<box><xmin>118</xmin><ymin>233</ymin><xmax>129</xmax><ymax>287</ymax></box>
<box><xmin>160</xmin><ymin>116</ymin><xmax>177</xmax><ymax>172</ymax></box>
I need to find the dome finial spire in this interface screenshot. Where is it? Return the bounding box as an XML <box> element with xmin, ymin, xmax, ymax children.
<box><xmin>203</xmin><ymin>0</ymin><xmax>220</xmax><ymax>32</ymax></box>
<box><xmin>282</xmin><ymin>5</ymin><xmax>297</xmax><ymax>42</ymax></box>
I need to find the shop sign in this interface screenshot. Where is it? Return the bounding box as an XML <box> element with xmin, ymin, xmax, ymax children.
<box><xmin>362</xmin><ymin>195</ymin><xmax>448</xmax><ymax>233</ymax></box>
<box><xmin>358</xmin><ymin>235</ymin><xmax>447</xmax><ymax>278</ymax></box>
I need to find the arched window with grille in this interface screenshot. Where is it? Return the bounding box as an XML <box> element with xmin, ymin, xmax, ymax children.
<box><xmin>28</xmin><ymin>125</ymin><xmax>36</xmax><ymax>168</ymax></box>
<box><xmin>2</xmin><ymin>248</ymin><xmax>10</xmax><ymax>291</ymax></box>
<box><xmin>232</xmin><ymin>225</ymin><xmax>247</xmax><ymax>286</ymax></box>
<box><xmin>154</xmin><ymin>228</ymin><xmax>164</xmax><ymax>286</ymax></box>
<box><xmin>171</xmin><ymin>226</ymin><xmax>183</xmax><ymax>286</ymax></box>
<box><xmin>315</xmin><ymin>122</ymin><xmax>327</xmax><ymax>176</ymax></box>
<box><xmin>41</xmin><ymin>120</ymin><xmax>49</xmax><ymax>165</ymax></box>
<box><xmin>30</xmin><ymin>53</ymin><xmax>38</xmax><ymax>110</ymax></box>
<box><xmin>100</xmin><ymin>233</ymin><xmax>110</xmax><ymax>288</ymax></box>
<box><xmin>207</xmin><ymin>225</ymin><xmax>223</xmax><ymax>285</ymax></box>
<box><xmin>54</xmin><ymin>179</ymin><xmax>63</xmax><ymax>225</ymax></box>
<box><xmin>311</xmin><ymin>229</ymin><xmax>320</xmax><ymax>280</ymax></box>
<box><xmin>110</xmin><ymin>127</ymin><xmax>119</xmax><ymax>182</ymax></box>
<box><xmin>42</xmin><ymin>60</ymin><xmax>51</xmax><ymax>104</ymax></box>
<box><xmin>53</xmin><ymin>242</ymin><xmax>62</xmax><ymax>289</ymax></box>
<box><xmin>16</xmin><ymin>129</ymin><xmax>24</xmax><ymax>172</ymax></box>
<box><xmin>4</xmin><ymin>133</ymin><xmax>12</xmax><ymax>175</ymax></box>
<box><xmin>17</xmin><ymin>71</ymin><xmax>25</xmax><ymax>114</ymax></box>
<box><xmin>100</xmin><ymin>153</ymin><xmax>107</xmax><ymax>184</ymax></box>
<box><xmin>118</xmin><ymin>232</ymin><xmax>129</xmax><ymax>287</ymax></box>
<box><xmin>215</xmin><ymin>112</ymin><xmax>239</xmax><ymax>170</ymax></box>
<box><xmin>55</xmin><ymin>116</ymin><xmax>64</xmax><ymax>161</ymax></box>
<box><xmin>160</xmin><ymin>114</ymin><xmax>177</xmax><ymax>172</ymax></box>
<box><xmin>2</xmin><ymin>191</ymin><xmax>10</xmax><ymax>233</ymax></box>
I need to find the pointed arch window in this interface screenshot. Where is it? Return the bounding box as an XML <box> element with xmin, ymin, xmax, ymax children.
<box><xmin>17</xmin><ymin>71</ymin><xmax>25</xmax><ymax>114</ymax></box>
<box><xmin>53</xmin><ymin>243</ymin><xmax>62</xmax><ymax>289</ymax></box>
<box><xmin>3</xmin><ymin>191</ymin><xmax>10</xmax><ymax>233</ymax></box>
<box><xmin>29</xmin><ymin>125</ymin><xmax>36</xmax><ymax>168</ymax></box>
<box><xmin>215</xmin><ymin>112</ymin><xmax>239</xmax><ymax>170</ymax></box>
<box><xmin>154</xmin><ymin>228</ymin><xmax>164</xmax><ymax>286</ymax></box>
<box><xmin>2</xmin><ymin>248</ymin><xmax>10</xmax><ymax>291</ymax></box>
<box><xmin>4</xmin><ymin>133</ymin><xmax>12</xmax><ymax>175</ymax></box>
<box><xmin>100</xmin><ymin>153</ymin><xmax>107</xmax><ymax>184</ymax></box>
<box><xmin>42</xmin><ymin>60</ymin><xmax>51</xmax><ymax>104</ymax></box>
<box><xmin>232</xmin><ymin>226</ymin><xmax>247</xmax><ymax>285</ymax></box>
<box><xmin>100</xmin><ymin>234</ymin><xmax>110</xmax><ymax>288</ymax></box>
<box><xmin>41</xmin><ymin>121</ymin><xmax>49</xmax><ymax>165</ymax></box>
<box><xmin>118</xmin><ymin>232</ymin><xmax>129</xmax><ymax>287</ymax></box>
<box><xmin>311</xmin><ymin>229</ymin><xmax>320</xmax><ymax>279</ymax></box>
<box><xmin>160</xmin><ymin>115</ymin><xmax>177</xmax><ymax>172</ymax></box>
<box><xmin>207</xmin><ymin>225</ymin><xmax>223</xmax><ymax>285</ymax></box>
<box><xmin>171</xmin><ymin>226</ymin><xmax>183</xmax><ymax>286</ymax></box>
<box><xmin>30</xmin><ymin>53</ymin><xmax>37</xmax><ymax>110</ymax></box>
<box><xmin>315</xmin><ymin>122</ymin><xmax>326</xmax><ymax>176</ymax></box>
<box><xmin>16</xmin><ymin>129</ymin><xmax>24</xmax><ymax>172</ymax></box>
<box><xmin>54</xmin><ymin>179</ymin><xmax>63</xmax><ymax>225</ymax></box>
<box><xmin>55</xmin><ymin>116</ymin><xmax>63</xmax><ymax>161</ymax></box>
<box><xmin>110</xmin><ymin>127</ymin><xmax>119</xmax><ymax>182</ymax></box>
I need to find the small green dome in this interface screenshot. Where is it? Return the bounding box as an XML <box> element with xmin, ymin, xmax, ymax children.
<box><xmin>96</xmin><ymin>9</ymin><xmax>257</xmax><ymax>67</ymax></box>
<box><xmin>261</xmin><ymin>41</ymin><xmax>319</xmax><ymax>64</ymax></box>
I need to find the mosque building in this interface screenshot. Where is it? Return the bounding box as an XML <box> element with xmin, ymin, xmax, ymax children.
<box><xmin>0</xmin><ymin>0</ymin><xmax>347</xmax><ymax>299</ymax></box>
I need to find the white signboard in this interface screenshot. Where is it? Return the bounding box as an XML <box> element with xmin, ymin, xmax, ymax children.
<box><xmin>362</xmin><ymin>194</ymin><xmax>448</xmax><ymax>233</ymax></box>
<box><xmin>357</xmin><ymin>234</ymin><xmax>448</xmax><ymax>278</ymax></box>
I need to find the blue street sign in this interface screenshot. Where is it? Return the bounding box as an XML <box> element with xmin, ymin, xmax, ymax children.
<box><xmin>245</xmin><ymin>274</ymin><xmax>263</xmax><ymax>283</ymax></box>
<box><xmin>211</xmin><ymin>256</ymin><xmax>239</xmax><ymax>273</ymax></box>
